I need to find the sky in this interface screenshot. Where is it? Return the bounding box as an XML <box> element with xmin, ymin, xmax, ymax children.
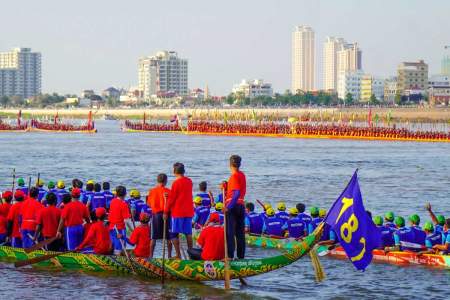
<box><xmin>1</xmin><ymin>0</ymin><xmax>449</xmax><ymax>96</ymax></box>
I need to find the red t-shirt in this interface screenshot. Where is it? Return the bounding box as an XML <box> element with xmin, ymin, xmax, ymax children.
<box><xmin>130</xmin><ymin>225</ymin><xmax>151</xmax><ymax>258</ymax></box>
<box><xmin>0</xmin><ymin>203</ymin><xmax>12</xmax><ymax>218</ymax></box>
<box><xmin>20</xmin><ymin>198</ymin><xmax>44</xmax><ymax>231</ymax></box>
<box><xmin>61</xmin><ymin>201</ymin><xmax>89</xmax><ymax>227</ymax></box>
<box><xmin>36</xmin><ymin>206</ymin><xmax>61</xmax><ymax>238</ymax></box>
<box><xmin>0</xmin><ymin>215</ymin><xmax>7</xmax><ymax>234</ymax></box>
<box><xmin>147</xmin><ymin>186</ymin><xmax>170</xmax><ymax>214</ymax></box>
<box><xmin>108</xmin><ymin>198</ymin><xmax>131</xmax><ymax>230</ymax></box>
<box><xmin>7</xmin><ymin>202</ymin><xmax>22</xmax><ymax>238</ymax></box>
<box><xmin>197</xmin><ymin>225</ymin><xmax>225</xmax><ymax>260</ymax></box>
<box><xmin>226</xmin><ymin>170</ymin><xmax>246</xmax><ymax>206</ymax></box>
<box><xmin>167</xmin><ymin>176</ymin><xmax>194</xmax><ymax>218</ymax></box>
<box><xmin>78</xmin><ymin>221</ymin><xmax>111</xmax><ymax>255</ymax></box>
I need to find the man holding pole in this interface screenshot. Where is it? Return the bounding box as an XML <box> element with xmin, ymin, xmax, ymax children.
<box><xmin>225</xmin><ymin>155</ymin><xmax>246</xmax><ymax>259</ymax></box>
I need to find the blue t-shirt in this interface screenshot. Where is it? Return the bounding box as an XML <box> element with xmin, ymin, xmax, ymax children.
<box><xmin>425</xmin><ymin>232</ymin><xmax>442</xmax><ymax>249</ymax></box>
<box><xmin>282</xmin><ymin>217</ymin><xmax>306</xmax><ymax>238</ymax></box>
<box><xmin>90</xmin><ymin>191</ymin><xmax>106</xmax><ymax>211</ymax></box>
<box><xmin>196</xmin><ymin>192</ymin><xmax>211</xmax><ymax>207</ymax></box>
<box><xmin>275</xmin><ymin>211</ymin><xmax>289</xmax><ymax>225</ymax></box>
<box><xmin>378</xmin><ymin>225</ymin><xmax>395</xmax><ymax>247</ymax></box>
<box><xmin>245</xmin><ymin>212</ymin><xmax>264</xmax><ymax>235</ymax></box>
<box><xmin>262</xmin><ymin>216</ymin><xmax>284</xmax><ymax>237</ymax></box>
<box><xmin>308</xmin><ymin>217</ymin><xmax>323</xmax><ymax>234</ymax></box>
<box><xmin>193</xmin><ymin>205</ymin><xmax>210</xmax><ymax>226</ymax></box>
<box><xmin>298</xmin><ymin>213</ymin><xmax>312</xmax><ymax>227</ymax></box>
<box><xmin>394</xmin><ymin>227</ymin><xmax>423</xmax><ymax>251</ymax></box>
<box><xmin>103</xmin><ymin>190</ymin><xmax>114</xmax><ymax>209</ymax></box>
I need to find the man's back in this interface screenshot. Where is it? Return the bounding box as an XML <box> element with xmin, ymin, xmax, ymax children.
<box><xmin>198</xmin><ymin>225</ymin><xmax>225</xmax><ymax>260</ymax></box>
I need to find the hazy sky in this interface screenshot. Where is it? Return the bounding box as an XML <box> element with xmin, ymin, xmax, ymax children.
<box><xmin>1</xmin><ymin>0</ymin><xmax>449</xmax><ymax>95</ymax></box>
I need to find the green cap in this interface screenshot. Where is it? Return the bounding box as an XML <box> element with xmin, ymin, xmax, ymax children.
<box><xmin>437</xmin><ymin>215</ymin><xmax>446</xmax><ymax>226</ymax></box>
<box><xmin>310</xmin><ymin>206</ymin><xmax>319</xmax><ymax>217</ymax></box>
<box><xmin>394</xmin><ymin>216</ymin><xmax>405</xmax><ymax>227</ymax></box>
<box><xmin>17</xmin><ymin>178</ymin><xmax>25</xmax><ymax>186</ymax></box>
<box><xmin>408</xmin><ymin>214</ymin><xmax>420</xmax><ymax>225</ymax></box>
<box><xmin>48</xmin><ymin>181</ymin><xmax>55</xmax><ymax>189</ymax></box>
<box><xmin>373</xmin><ymin>216</ymin><xmax>383</xmax><ymax>226</ymax></box>
<box><xmin>384</xmin><ymin>211</ymin><xmax>395</xmax><ymax>222</ymax></box>
<box><xmin>423</xmin><ymin>221</ymin><xmax>434</xmax><ymax>232</ymax></box>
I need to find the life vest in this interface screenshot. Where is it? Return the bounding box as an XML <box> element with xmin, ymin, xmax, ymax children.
<box><xmin>103</xmin><ymin>191</ymin><xmax>114</xmax><ymax>209</ymax></box>
<box><xmin>298</xmin><ymin>213</ymin><xmax>312</xmax><ymax>227</ymax></box>
<box><xmin>378</xmin><ymin>225</ymin><xmax>395</xmax><ymax>247</ymax></box>
<box><xmin>309</xmin><ymin>217</ymin><xmax>323</xmax><ymax>234</ymax></box>
<box><xmin>425</xmin><ymin>232</ymin><xmax>442</xmax><ymax>248</ymax></box>
<box><xmin>264</xmin><ymin>216</ymin><xmax>284</xmax><ymax>237</ymax></box>
<box><xmin>286</xmin><ymin>217</ymin><xmax>305</xmax><ymax>238</ymax></box>
<box><xmin>37</xmin><ymin>188</ymin><xmax>46</xmax><ymax>201</ymax></box>
<box><xmin>410</xmin><ymin>226</ymin><xmax>426</xmax><ymax>245</ymax></box>
<box><xmin>395</xmin><ymin>227</ymin><xmax>423</xmax><ymax>251</ymax></box>
<box><xmin>247</xmin><ymin>212</ymin><xmax>263</xmax><ymax>235</ymax></box>
<box><xmin>275</xmin><ymin>211</ymin><xmax>289</xmax><ymax>224</ymax></box>
<box><xmin>83</xmin><ymin>191</ymin><xmax>94</xmax><ymax>205</ymax></box>
<box><xmin>435</xmin><ymin>225</ymin><xmax>444</xmax><ymax>235</ymax></box>
<box><xmin>55</xmin><ymin>188</ymin><xmax>68</xmax><ymax>205</ymax></box>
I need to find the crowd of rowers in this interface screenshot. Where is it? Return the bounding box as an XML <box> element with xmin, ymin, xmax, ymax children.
<box><xmin>0</xmin><ymin>120</ymin><xmax>29</xmax><ymax>131</ymax></box>
<box><xmin>30</xmin><ymin>119</ymin><xmax>95</xmax><ymax>131</ymax></box>
<box><xmin>124</xmin><ymin>119</ymin><xmax>450</xmax><ymax>141</ymax></box>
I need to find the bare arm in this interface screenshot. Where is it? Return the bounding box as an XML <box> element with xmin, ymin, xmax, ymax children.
<box><xmin>425</xmin><ymin>203</ymin><xmax>438</xmax><ymax>225</ymax></box>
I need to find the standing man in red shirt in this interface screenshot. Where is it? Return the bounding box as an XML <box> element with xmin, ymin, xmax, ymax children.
<box><xmin>20</xmin><ymin>187</ymin><xmax>44</xmax><ymax>248</ymax></box>
<box><xmin>7</xmin><ymin>191</ymin><xmax>25</xmax><ymax>247</ymax></box>
<box><xmin>187</xmin><ymin>213</ymin><xmax>225</xmax><ymax>260</ymax></box>
<box><xmin>225</xmin><ymin>155</ymin><xmax>246</xmax><ymax>259</ymax></box>
<box><xmin>56</xmin><ymin>188</ymin><xmax>91</xmax><ymax>250</ymax></box>
<box><xmin>165</xmin><ymin>163</ymin><xmax>194</xmax><ymax>259</ymax></box>
<box><xmin>147</xmin><ymin>173</ymin><xmax>171</xmax><ymax>258</ymax></box>
<box><xmin>109</xmin><ymin>186</ymin><xmax>134</xmax><ymax>255</ymax></box>
<box><xmin>76</xmin><ymin>207</ymin><xmax>111</xmax><ymax>255</ymax></box>
<box><xmin>34</xmin><ymin>192</ymin><xmax>61</xmax><ymax>251</ymax></box>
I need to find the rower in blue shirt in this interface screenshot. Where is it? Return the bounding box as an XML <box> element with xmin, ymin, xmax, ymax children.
<box><xmin>296</xmin><ymin>203</ymin><xmax>312</xmax><ymax>228</ymax></box>
<box><xmin>432</xmin><ymin>218</ymin><xmax>450</xmax><ymax>254</ymax></box>
<box><xmin>262</xmin><ymin>208</ymin><xmax>284</xmax><ymax>238</ymax></box>
<box><xmin>17</xmin><ymin>178</ymin><xmax>28</xmax><ymax>196</ymax></box>
<box><xmin>282</xmin><ymin>207</ymin><xmax>306</xmax><ymax>239</ymax></box>
<box><xmin>308</xmin><ymin>207</ymin><xmax>322</xmax><ymax>234</ymax></box>
<box><xmin>244</xmin><ymin>202</ymin><xmax>263</xmax><ymax>235</ymax></box>
<box><xmin>83</xmin><ymin>180</ymin><xmax>95</xmax><ymax>205</ymax></box>
<box><xmin>192</xmin><ymin>196</ymin><xmax>210</xmax><ymax>229</ymax></box>
<box><xmin>384</xmin><ymin>211</ymin><xmax>396</xmax><ymax>228</ymax></box>
<box><xmin>89</xmin><ymin>183</ymin><xmax>106</xmax><ymax>211</ymax></box>
<box><xmin>196</xmin><ymin>181</ymin><xmax>212</xmax><ymax>208</ymax></box>
<box><xmin>408</xmin><ymin>214</ymin><xmax>426</xmax><ymax>246</ymax></box>
<box><xmin>36</xmin><ymin>179</ymin><xmax>47</xmax><ymax>202</ymax></box>
<box><xmin>373</xmin><ymin>215</ymin><xmax>395</xmax><ymax>248</ymax></box>
<box><xmin>102</xmin><ymin>182</ymin><xmax>114</xmax><ymax>210</ymax></box>
<box><xmin>385</xmin><ymin>216</ymin><xmax>424</xmax><ymax>252</ymax></box>
<box><xmin>55</xmin><ymin>180</ymin><xmax>69</xmax><ymax>206</ymax></box>
<box><xmin>275</xmin><ymin>202</ymin><xmax>289</xmax><ymax>225</ymax></box>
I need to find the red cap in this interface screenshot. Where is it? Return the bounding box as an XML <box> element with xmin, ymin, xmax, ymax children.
<box><xmin>71</xmin><ymin>188</ymin><xmax>81</xmax><ymax>198</ymax></box>
<box><xmin>139</xmin><ymin>212</ymin><xmax>150</xmax><ymax>222</ymax></box>
<box><xmin>14</xmin><ymin>190</ymin><xmax>25</xmax><ymax>199</ymax></box>
<box><xmin>95</xmin><ymin>207</ymin><xmax>106</xmax><ymax>218</ymax></box>
<box><xmin>209</xmin><ymin>212</ymin><xmax>220</xmax><ymax>224</ymax></box>
<box><xmin>2</xmin><ymin>191</ymin><xmax>13</xmax><ymax>199</ymax></box>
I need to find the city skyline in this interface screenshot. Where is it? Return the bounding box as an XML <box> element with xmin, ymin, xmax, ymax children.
<box><xmin>0</xmin><ymin>0</ymin><xmax>449</xmax><ymax>95</ymax></box>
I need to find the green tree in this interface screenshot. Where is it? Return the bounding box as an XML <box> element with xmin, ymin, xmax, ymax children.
<box><xmin>0</xmin><ymin>96</ymin><xmax>9</xmax><ymax>107</ymax></box>
<box><xmin>345</xmin><ymin>93</ymin><xmax>354</xmax><ymax>105</ymax></box>
<box><xmin>369</xmin><ymin>94</ymin><xmax>378</xmax><ymax>105</ymax></box>
<box><xmin>394</xmin><ymin>93</ymin><xmax>402</xmax><ymax>106</ymax></box>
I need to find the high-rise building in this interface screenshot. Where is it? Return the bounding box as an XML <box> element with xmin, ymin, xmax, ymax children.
<box><xmin>337</xmin><ymin>43</ymin><xmax>362</xmax><ymax>75</ymax></box>
<box><xmin>0</xmin><ymin>47</ymin><xmax>41</xmax><ymax>98</ymax></box>
<box><xmin>292</xmin><ymin>25</ymin><xmax>315</xmax><ymax>93</ymax></box>
<box><xmin>138</xmin><ymin>51</ymin><xmax>188</xmax><ymax>99</ymax></box>
<box><xmin>360</xmin><ymin>74</ymin><xmax>384</xmax><ymax>102</ymax></box>
<box><xmin>323</xmin><ymin>37</ymin><xmax>346</xmax><ymax>91</ymax></box>
<box><xmin>442</xmin><ymin>46</ymin><xmax>450</xmax><ymax>76</ymax></box>
<box><xmin>397</xmin><ymin>60</ymin><xmax>428</xmax><ymax>95</ymax></box>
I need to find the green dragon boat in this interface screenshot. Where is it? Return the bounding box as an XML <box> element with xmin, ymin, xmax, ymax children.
<box><xmin>0</xmin><ymin>229</ymin><xmax>321</xmax><ymax>281</ymax></box>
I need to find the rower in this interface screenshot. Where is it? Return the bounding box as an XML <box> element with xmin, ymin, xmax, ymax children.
<box><xmin>147</xmin><ymin>173</ymin><xmax>171</xmax><ymax>259</ymax></box>
<box><xmin>165</xmin><ymin>162</ymin><xmax>195</xmax><ymax>259</ymax></box>
<box><xmin>385</xmin><ymin>216</ymin><xmax>423</xmax><ymax>252</ymax></box>
<box><xmin>83</xmin><ymin>180</ymin><xmax>95</xmax><ymax>205</ymax></box>
<box><xmin>187</xmin><ymin>213</ymin><xmax>225</xmax><ymax>261</ymax></box>
<box><xmin>36</xmin><ymin>179</ymin><xmax>47</xmax><ymax>202</ymax></box>
<box><xmin>7</xmin><ymin>191</ymin><xmax>26</xmax><ymax>247</ymax></box>
<box><xmin>282</xmin><ymin>207</ymin><xmax>306</xmax><ymax>239</ymax></box>
<box><xmin>76</xmin><ymin>207</ymin><xmax>112</xmax><ymax>255</ymax></box>
<box><xmin>307</xmin><ymin>207</ymin><xmax>321</xmax><ymax>234</ymax></box>
<box><xmin>17</xmin><ymin>178</ymin><xmax>28</xmax><ymax>195</ymax></box>
<box><xmin>260</xmin><ymin>203</ymin><xmax>272</xmax><ymax>222</ymax></box>
<box><xmin>128</xmin><ymin>212</ymin><xmax>151</xmax><ymax>258</ymax></box>
<box><xmin>192</xmin><ymin>196</ymin><xmax>210</xmax><ymax>230</ymax></box>
<box><xmin>211</xmin><ymin>202</ymin><xmax>224</xmax><ymax>224</ymax></box>
<box><xmin>408</xmin><ymin>214</ymin><xmax>426</xmax><ymax>246</ymax></box>
<box><xmin>296</xmin><ymin>203</ymin><xmax>312</xmax><ymax>228</ymax></box>
<box><xmin>109</xmin><ymin>186</ymin><xmax>134</xmax><ymax>255</ymax></box>
<box><xmin>244</xmin><ymin>202</ymin><xmax>263</xmax><ymax>235</ymax></box>
<box><xmin>55</xmin><ymin>180</ymin><xmax>69</xmax><ymax>206</ymax></box>
<box><xmin>56</xmin><ymin>188</ymin><xmax>91</xmax><ymax>250</ymax></box>
<box><xmin>262</xmin><ymin>208</ymin><xmax>284</xmax><ymax>238</ymax></box>
<box><xmin>384</xmin><ymin>211</ymin><xmax>396</xmax><ymax>228</ymax></box>
<box><xmin>425</xmin><ymin>203</ymin><xmax>446</xmax><ymax>234</ymax></box>
<box><xmin>432</xmin><ymin>218</ymin><xmax>450</xmax><ymax>254</ymax></box>
<box><xmin>20</xmin><ymin>187</ymin><xmax>44</xmax><ymax>248</ymax></box>
<box><xmin>0</xmin><ymin>191</ymin><xmax>13</xmax><ymax>218</ymax></box>
<box><xmin>102</xmin><ymin>182</ymin><xmax>114</xmax><ymax>210</ymax></box>
<box><xmin>34</xmin><ymin>192</ymin><xmax>61</xmax><ymax>251</ymax></box>
<box><xmin>88</xmin><ymin>183</ymin><xmax>106</xmax><ymax>212</ymax></box>
<box><xmin>45</xmin><ymin>181</ymin><xmax>58</xmax><ymax>202</ymax></box>
<box><xmin>423</xmin><ymin>222</ymin><xmax>442</xmax><ymax>250</ymax></box>
<box><xmin>373</xmin><ymin>215</ymin><xmax>395</xmax><ymax>248</ymax></box>
<box><xmin>196</xmin><ymin>181</ymin><xmax>212</xmax><ymax>208</ymax></box>
<box><xmin>275</xmin><ymin>202</ymin><xmax>289</xmax><ymax>225</ymax></box>
<box><xmin>128</xmin><ymin>189</ymin><xmax>151</xmax><ymax>222</ymax></box>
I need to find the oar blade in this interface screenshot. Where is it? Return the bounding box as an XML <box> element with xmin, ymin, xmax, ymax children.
<box><xmin>24</xmin><ymin>237</ymin><xmax>57</xmax><ymax>253</ymax></box>
<box><xmin>14</xmin><ymin>253</ymin><xmax>58</xmax><ymax>268</ymax></box>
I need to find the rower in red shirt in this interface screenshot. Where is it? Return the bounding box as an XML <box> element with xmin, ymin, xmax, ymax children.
<box><xmin>225</xmin><ymin>155</ymin><xmax>246</xmax><ymax>259</ymax></box>
<box><xmin>0</xmin><ymin>191</ymin><xmax>13</xmax><ymax>218</ymax></box>
<box><xmin>147</xmin><ymin>173</ymin><xmax>171</xmax><ymax>258</ymax></box>
<box><xmin>187</xmin><ymin>213</ymin><xmax>225</xmax><ymax>260</ymax></box>
<box><xmin>20</xmin><ymin>187</ymin><xmax>44</xmax><ymax>248</ymax></box>
<box><xmin>7</xmin><ymin>191</ymin><xmax>26</xmax><ymax>247</ymax></box>
<box><xmin>56</xmin><ymin>188</ymin><xmax>90</xmax><ymax>250</ymax></box>
<box><xmin>165</xmin><ymin>162</ymin><xmax>194</xmax><ymax>259</ymax></box>
<box><xmin>34</xmin><ymin>192</ymin><xmax>61</xmax><ymax>251</ymax></box>
<box><xmin>109</xmin><ymin>186</ymin><xmax>133</xmax><ymax>255</ymax></box>
<box><xmin>76</xmin><ymin>207</ymin><xmax>111</xmax><ymax>255</ymax></box>
<box><xmin>128</xmin><ymin>212</ymin><xmax>151</xmax><ymax>258</ymax></box>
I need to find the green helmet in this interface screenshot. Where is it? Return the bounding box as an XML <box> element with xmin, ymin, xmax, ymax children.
<box><xmin>373</xmin><ymin>216</ymin><xmax>383</xmax><ymax>226</ymax></box>
<box><xmin>423</xmin><ymin>221</ymin><xmax>434</xmax><ymax>232</ymax></box>
<box><xmin>384</xmin><ymin>211</ymin><xmax>395</xmax><ymax>222</ymax></box>
<box><xmin>394</xmin><ymin>216</ymin><xmax>405</xmax><ymax>227</ymax></box>
<box><xmin>18</xmin><ymin>178</ymin><xmax>25</xmax><ymax>186</ymax></box>
<box><xmin>437</xmin><ymin>215</ymin><xmax>446</xmax><ymax>226</ymax></box>
<box><xmin>48</xmin><ymin>181</ymin><xmax>55</xmax><ymax>189</ymax></box>
<box><xmin>409</xmin><ymin>214</ymin><xmax>420</xmax><ymax>225</ymax></box>
<box><xmin>310</xmin><ymin>206</ymin><xmax>319</xmax><ymax>217</ymax></box>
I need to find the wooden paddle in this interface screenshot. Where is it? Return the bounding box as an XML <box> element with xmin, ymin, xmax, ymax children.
<box><xmin>27</xmin><ymin>177</ymin><xmax>32</xmax><ymax>197</ymax></box>
<box><xmin>161</xmin><ymin>192</ymin><xmax>169</xmax><ymax>285</ymax></box>
<box><xmin>11</xmin><ymin>168</ymin><xmax>16</xmax><ymax>195</ymax></box>
<box><xmin>24</xmin><ymin>237</ymin><xmax>57</xmax><ymax>254</ymax></box>
<box><xmin>222</xmin><ymin>188</ymin><xmax>231</xmax><ymax>290</ymax></box>
<box><xmin>256</xmin><ymin>199</ymin><xmax>265</xmax><ymax>210</ymax></box>
<box><xmin>15</xmin><ymin>250</ymin><xmax>75</xmax><ymax>268</ymax></box>
<box><xmin>115</xmin><ymin>226</ymin><xmax>137</xmax><ymax>275</ymax></box>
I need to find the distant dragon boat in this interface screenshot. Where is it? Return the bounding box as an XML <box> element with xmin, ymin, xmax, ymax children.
<box><xmin>122</xmin><ymin>113</ymin><xmax>182</xmax><ymax>133</ymax></box>
<box><xmin>0</xmin><ymin>110</ymin><xmax>29</xmax><ymax>132</ymax></box>
<box><xmin>0</xmin><ymin>229</ymin><xmax>321</xmax><ymax>281</ymax></box>
<box><xmin>30</xmin><ymin>111</ymin><xmax>97</xmax><ymax>133</ymax></box>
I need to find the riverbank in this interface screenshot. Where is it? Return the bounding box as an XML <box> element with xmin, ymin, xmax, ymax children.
<box><xmin>1</xmin><ymin>107</ymin><xmax>450</xmax><ymax>122</ymax></box>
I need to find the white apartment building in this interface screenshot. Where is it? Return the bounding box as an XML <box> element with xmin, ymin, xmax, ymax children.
<box><xmin>323</xmin><ymin>37</ymin><xmax>346</xmax><ymax>91</ymax></box>
<box><xmin>0</xmin><ymin>48</ymin><xmax>41</xmax><ymax>98</ymax></box>
<box><xmin>384</xmin><ymin>77</ymin><xmax>398</xmax><ymax>103</ymax></box>
<box><xmin>138</xmin><ymin>51</ymin><xmax>188</xmax><ymax>99</ymax></box>
<box><xmin>337</xmin><ymin>70</ymin><xmax>364</xmax><ymax>101</ymax></box>
<box><xmin>232</xmin><ymin>79</ymin><xmax>273</xmax><ymax>99</ymax></box>
<box><xmin>292</xmin><ymin>26</ymin><xmax>315</xmax><ymax>92</ymax></box>
<box><xmin>337</xmin><ymin>43</ymin><xmax>362</xmax><ymax>75</ymax></box>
